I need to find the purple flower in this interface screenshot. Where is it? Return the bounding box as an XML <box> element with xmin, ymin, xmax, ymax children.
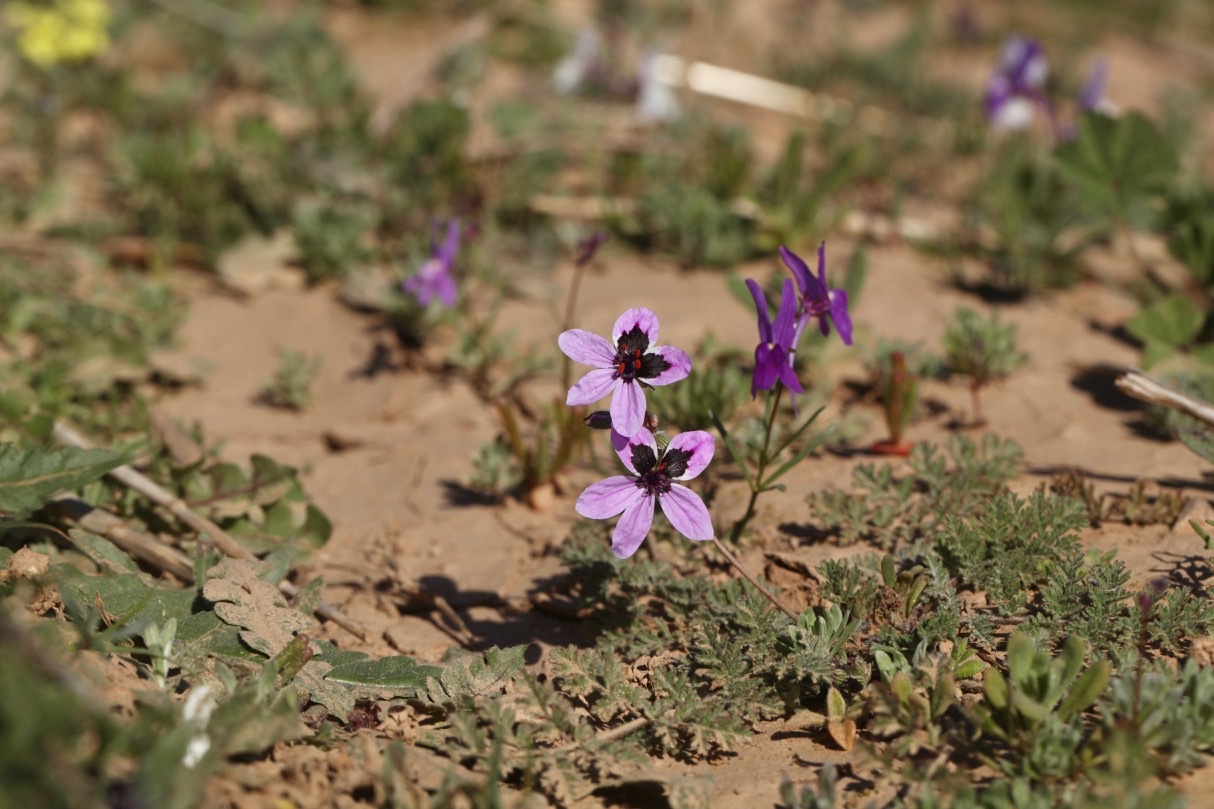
<box><xmin>779</xmin><ymin>243</ymin><xmax>853</xmax><ymax>347</ymax></box>
<box><xmin>576</xmin><ymin>428</ymin><xmax>715</xmax><ymax>558</ymax></box>
<box><xmin>746</xmin><ymin>277</ymin><xmax>803</xmax><ymax>398</ymax></box>
<box><xmin>559</xmin><ymin>308</ymin><xmax>692</xmax><ymax>438</ymax></box>
<box><xmin>403</xmin><ymin>219</ymin><xmax>460</xmax><ymax>308</ymax></box>
<box><xmin>984</xmin><ymin>36</ymin><xmax>1048</xmax><ymax>130</ymax></box>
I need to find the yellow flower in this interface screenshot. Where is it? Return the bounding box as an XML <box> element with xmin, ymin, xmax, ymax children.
<box><xmin>5</xmin><ymin>0</ymin><xmax>111</xmax><ymax>67</ymax></box>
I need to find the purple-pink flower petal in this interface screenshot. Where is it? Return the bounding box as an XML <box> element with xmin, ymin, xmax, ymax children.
<box><xmin>436</xmin><ymin>219</ymin><xmax>461</xmax><ymax>266</ymax></box>
<box><xmin>558</xmin><ymin>328</ymin><xmax>616</xmax><ymax>367</ymax></box>
<box><xmin>828</xmin><ymin>289</ymin><xmax>853</xmax><ymax>345</ymax></box>
<box><xmin>646</xmin><ymin>345</ymin><xmax>692</xmax><ymax>386</ymax></box>
<box><xmin>610</xmin><ymin>380</ymin><xmax>647</xmax><ymax>438</ymax></box>
<box><xmin>566</xmin><ymin>368</ymin><xmax>618</xmax><ymax>406</ymax></box>
<box><xmin>576</xmin><ymin>475</ymin><xmax>644</xmax><ymax>520</ymax></box>
<box><xmin>660</xmin><ymin>484</ymin><xmax>714</xmax><ymax>541</ymax></box>
<box><xmin>612</xmin><ymin>307</ymin><xmax>659</xmax><ymax>346</ymax></box>
<box><xmin>779</xmin><ymin>245</ymin><xmax>818</xmax><ymax>299</ymax></box>
<box><xmin>614</xmin><ymin>425</ymin><xmax>655</xmax><ymax>473</ymax></box>
<box><xmin>612</xmin><ymin>494</ymin><xmax>656</xmax><ymax>558</ymax></box>
<box><xmin>747</xmin><ymin>279</ymin><xmax>774</xmax><ymax>344</ymax></box>
<box><xmin>665</xmin><ymin>430</ymin><xmax>714</xmax><ymax>480</ymax></box>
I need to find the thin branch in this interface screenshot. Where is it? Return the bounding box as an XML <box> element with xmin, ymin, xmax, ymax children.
<box><xmin>51</xmin><ymin>420</ymin><xmax>367</xmax><ymax>639</ymax></box>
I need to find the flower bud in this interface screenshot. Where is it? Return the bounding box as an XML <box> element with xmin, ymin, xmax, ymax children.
<box><xmin>583</xmin><ymin>411</ymin><xmax>613</xmax><ymax>430</ymax></box>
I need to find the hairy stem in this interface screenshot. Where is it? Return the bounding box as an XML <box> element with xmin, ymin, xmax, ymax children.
<box><xmin>711</xmin><ymin>537</ymin><xmax>798</xmax><ymax>619</ymax></box>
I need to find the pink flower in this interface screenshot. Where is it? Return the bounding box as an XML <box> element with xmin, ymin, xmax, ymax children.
<box><xmin>558</xmin><ymin>308</ymin><xmax>691</xmax><ymax>438</ymax></box>
<box><xmin>403</xmin><ymin>219</ymin><xmax>460</xmax><ymax>308</ymax></box>
<box><xmin>576</xmin><ymin>429</ymin><xmax>714</xmax><ymax>558</ymax></box>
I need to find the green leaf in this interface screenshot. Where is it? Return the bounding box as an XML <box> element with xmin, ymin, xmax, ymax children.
<box><xmin>1058</xmin><ymin>660</ymin><xmax>1111</xmax><ymax>720</ymax></box>
<box><xmin>1178</xmin><ymin>424</ymin><xmax>1214</xmax><ymax>466</ymax></box>
<box><xmin>826</xmin><ymin>686</ymin><xmax>847</xmax><ymax>722</ymax></box>
<box><xmin>766</xmin><ymin>421</ymin><xmax>833</xmax><ymax>488</ymax></box>
<box><xmin>326</xmin><ymin>656</ymin><xmax>443</xmax><ymax>693</ymax></box>
<box><xmin>984</xmin><ymin>667</ymin><xmax>1010</xmax><ymax>711</ymax></box>
<box><xmin>0</xmin><ymin>445</ymin><xmax>125</xmax><ymax>518</ymax></box>
<box><xmin>1127</xmin><ymin>295</ymin><xmax>1205</xmax><ymax>357</ymax></box>
<box><xmin>67</xmin><ymin>529</ymin><xmax>141</xmax><ymax>575</ymax></box>
<box><xmin>709</xmin><ymin>409</ymin><xmax>755</xmax><ymax>491</ymax></box>
<box><xmin>1005</xmin><ymin>632</ymin><xmax>1035</xmax><ymax>681</ymax></box>
<box><xmin>53</xmin><ymin>564</ymin><xmax>195</xmax><ymax>630</ymax></box>
<box><xmin>1055</xmin><ymin>111</ymin><xmax>1177</xmax><ymax>221</ymax></box>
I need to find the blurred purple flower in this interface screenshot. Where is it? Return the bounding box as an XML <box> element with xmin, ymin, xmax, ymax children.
<box><xmin>575</xmin><ymin>230</ymin><xmax>608</xmax><ymax>267</ymax></box>
<box><xmin>746</xmin><ymin>277</ymin><xmax>803</xmax><ymax>398</ymax></box>
<box><xmin>576</xmin><ymin>428</ymin><xmax>715</xmax><ymax>558</ymax></box>
<box><xmin>553</xmin><ymin>25</ymin><xmax>602</xmax><ymax>95</ymax></box>
<box><xmin>780</xmin><ymin>243</ymin><xmax>853</xmax><ymax>348</ymax></box>
<box><xmin>985</xmin><ymin>36</ymin><xmax>1049</xmax><ymax>130</ymax></box>
<box><xmin>559</xmin><ymin>308</ymin><xmax>692</xmax><ymax>438</ymax></box>
<box><xmin>1078</xmin><ymin>57</ymin><xmax>1108</xmax><ymax>113</ymax></box>
<box><xmin>403</xmin><ymin>219</ymin><xmax>460</xmax><ymax>308</ymax></box>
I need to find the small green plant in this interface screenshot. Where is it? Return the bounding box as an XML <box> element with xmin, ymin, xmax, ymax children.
<box><xmin>964</xmin><ymin>138</ymin><xmax>1094</xmax><ymax>297</ymax></box>
<box><xmin>1098</xmin><ymin>658</ymin><xmax>1214</xmax><ymax>775</ymax></box>
<box><xmin>495</xmin><ymin>400</ymin><xmax>586</xmax><ymax>511</ymax></box>
<box><xmin>258</xmin><ymin>348</ymin><xmax>321</xmax><ymax>411</ymax></box>
<box><xmin>291</xmin><ymin>199</ymin><xmax>375</xmax><ymax>282</ymax></box>
<box><xmin>648</xmin><ymin>335</ymin><xmax>751</xmax><ymax>431</ymax></box>
<box><xmin>807</xmin><ymin>433</ymin><xmax>1023</xmax><ymax>549</ymax></box>
<box><xmin>942</xmin><ymin>306</ymin><xmax>1026</xmax><ymax>425</ymax></box>
<box><xmin>779</xmin><ymin>763</ymin><xmax>838</xmax><ymax>809</ymax></box>
<box><xmin>1055</xmin><ymin>111</ymin><xmax>1178</xmax><ymax>243</ymax></box>
<box><xmin>969</xmin><ymin>633</ymin><xmax>1111</xmax><ymax>779</ymax></box>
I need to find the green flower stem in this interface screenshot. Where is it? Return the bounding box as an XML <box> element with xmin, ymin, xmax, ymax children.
<box><xmin>710</xmin><ymin>537</ymin><xmax>797</xmax><ymax>620</ymax></box>
<box><xmin>729</xmin><ymin>384</ymin><xmax>783</xmax><ymax>542</ymax></box>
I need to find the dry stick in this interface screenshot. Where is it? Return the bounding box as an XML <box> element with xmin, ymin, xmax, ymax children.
<box><xmin>47</xmin><ymin>495</ymin><xmax>196</xmax><ymax>582</ymax></box>
<box><xmin>555</xmin><ymin>716</ymin><xmax>652</xmax><ymax>753</ymax></box>
<box><xmin>51</xmin><ymin>421</ymin><xmax>367</xmax><ymax>640</ymax></box>
<box><xmin>1115</xmin><ymin>371</ymin><xmax>1214</xmax><ymax>428</ymax></box>
<box><xmin>710</xmin><ymin>537</ymin><xmax>798</xmax><ymax>621</ymax></box>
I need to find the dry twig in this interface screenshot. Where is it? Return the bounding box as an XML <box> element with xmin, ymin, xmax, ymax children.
<box><xmin>1115</xmin><ymin>370</ymin><xmax>1214</xmax><ymax>428</ymax></box>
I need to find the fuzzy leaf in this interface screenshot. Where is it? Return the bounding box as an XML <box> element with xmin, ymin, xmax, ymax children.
<box><xmin>1058</xmin><ymin>659</ymin><xmax>1111</xmax><ymax>721</ymax></box>
<box><xmin>294</xmin><ymin>660</ymin><xmax>356</xmax><ymax>719</ymax></box>
<box><xmin>326</xmin><ymin>656</ymin><xmax>443</xmax><ymax>694</ymax></box>
<box><xmin>202</xmin><ymin>557</ymin><xmax>312</xmax><ymax>656</ymax></box>
<box><xmin>53</xmin><ymin>564</ymin><xmax>195</xmax><ymax>630</ymax></box>
<box><xmin>1005</xmin><ymin>632</ymin><xmax>1036</xmax><ymax>681</ymax></box>
<box><xmin>0</xmin><ymin>445</ymin><xmax>124</xmax><ymax>518</ymax></box>
<box><xmin>984</xmin><ymin>667</ymin><xmax>1010</xmax><ymax>711</ymax></box>
<box><xmin>826</xmin><ymin>686</ymin><xmax>847</xmax><ymax>722</ymax></box>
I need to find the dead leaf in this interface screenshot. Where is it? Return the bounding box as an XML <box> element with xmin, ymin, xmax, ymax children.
<box><xmin>202</xmin><ymin>557</ymin><xmax>312</xmax><ymax>656</ymax></box>
<box><xmin>827</xmin><ymin>718</ymin><xmax>857</xmax><ymax>751</ymax></box>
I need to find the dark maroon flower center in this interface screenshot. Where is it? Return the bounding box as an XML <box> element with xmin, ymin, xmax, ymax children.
<box><xmin>630</xmin><ymin>444</ymin><xmax>692</xmax><ymax>496</ymax></box>
<box><xmin>614</xmin><ymin>326</ymin><xmax>671</xmax><ymax>384</ymax></box>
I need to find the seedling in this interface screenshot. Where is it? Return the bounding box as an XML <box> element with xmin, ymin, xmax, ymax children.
<box><xmin>258</xmin><ymin>348</ymin><xmax>321</xmax><ymax>411</ymax></box>
<box><xmin>969</xmin><ymin>633</ymin><xmax>1110</xmax><ymax>776</ymax></box>
<box><xmin>942</xmin><ymin>306</ymin><xmax>1026</xmax><ymax>426</ymax></box>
